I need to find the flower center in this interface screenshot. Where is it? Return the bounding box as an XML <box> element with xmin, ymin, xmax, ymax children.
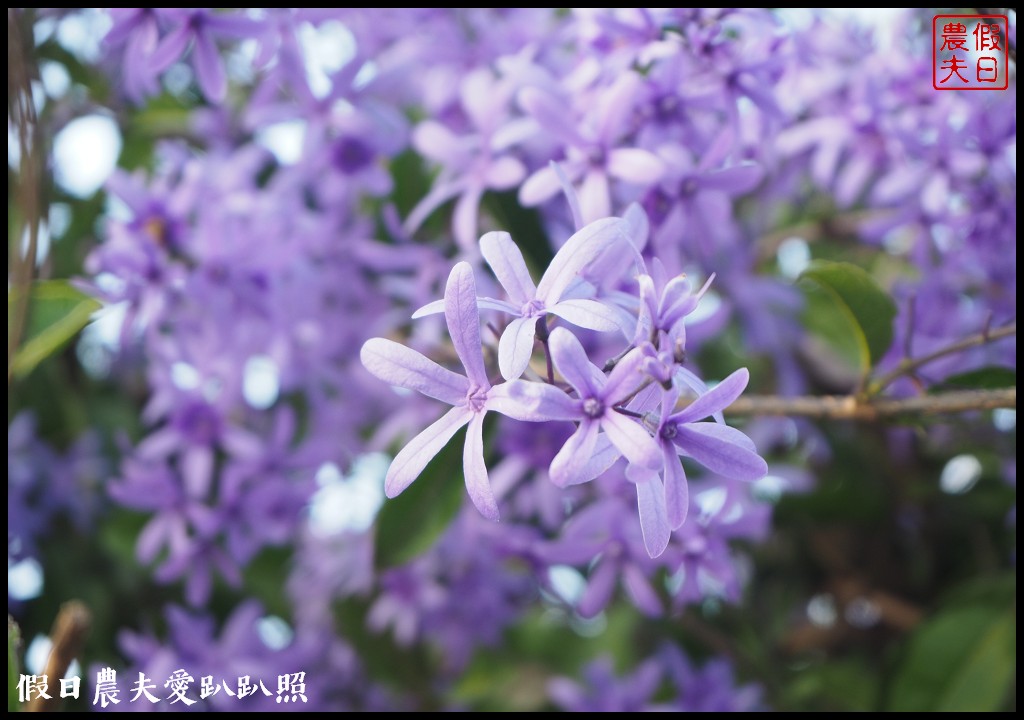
<box><xmin>331</xmin><ymin>136</ymin><xmax>374</xmax><ymax>174</ymax></box>
<box><xmin>660</xmin><ymin>422</ymin><xmax>678</xmax><ymax>440</ymax></box>
<box><xmin>582</xmin><ymin>397</ymin><xmax>604</xmax><ymax>419</ymax></box>
<box><xmin>466</xmin><ymin>386</ymin><xmax>488</xmax><ymax>413</ymax></box>
<box><xmin>684</xmin><ymin>535</ymin><xmax>707</xmax><ymax>557</ymax></box>
<box><xmin>656</xmin><ymin>95</ymin><xmax>679</xmax><ymax>121</ymax></box>
<box><xmin>520</xmin><ymin>299</ymin><xmax>545</xmax><ymax>318</ymax></box>
<box><xmin>586</xmin><ymin>146</ymin><xmax>606</xmax><ymax>168</ymax></box>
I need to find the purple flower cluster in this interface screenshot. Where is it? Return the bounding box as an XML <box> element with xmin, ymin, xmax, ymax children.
<box><xmin>549</xmin><ymin>645</ymin><xmax>764</xmax><ymax>712</ymax></box>
<box><xmin>362</xmin><ymin>214</ymin><xmax>767</xmax><ymax>557</ymax></box>
<box><xmin>9</xmin><ymin>413</ymin><xmax>107</xmax><ymax>607</ymax></box>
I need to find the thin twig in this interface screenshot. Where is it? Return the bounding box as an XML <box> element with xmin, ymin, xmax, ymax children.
<box><xmin>725</xmin><ymin>387</ymin><xmax>1015</xmax><ymax>421</ymax></box>
<box><xmin>535</xmin><ymin>316</ymin><xmax>555</xmax><ymax>384</ymax></box>
<box><xmin>613</xmin><ymin>406</ymin><xmax>645</xmax><ymax>419</ymax></box>
<box><xmin>25</xmin><ymin>601</ymin><xmax>91</xmax><ymax>712</ymax></box>
<box><xmin>869</xmin><ymin>323</ymin><xmax>1015</xmax><ymax>394</ymax></box>
<box><xmin>8</xmin><ymin>8</ymin><xmax>43</xmax><ymax>387</ymax></box>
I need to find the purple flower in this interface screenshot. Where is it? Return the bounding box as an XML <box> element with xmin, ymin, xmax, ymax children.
<box><xmin>361</xmin><ymin>262</ymin><xmax>569</xmax><ymax>520</ymax></box>
<box><xmin>415</xmin><ymin>217</ymin><xmax>634</xmax><ymax>380</ymax></box>
<box><xmin>544</xmin><ymin>327</ymin><xmax>662</xmax><ymax>487</ymax></box>
<box><xmin>549</xmin><ymin>656</ymin><xmax>663</xmax><ymax>712</ymax></box>
<box><xmin>634</xmin><ymin>260</ymin><xmax>715</xmax><ymax>348</ymax></box>
<box><xmin>149</xmin><ymin>9</ymin><xmax>258</xmax><ymax>103</ymax></box>
<box><xmin>647</xmin><ymin>137</ymin><xmax>763</xmax><ymax>263</ymax></box>
<box><xmin>518</xmin><ymin>73</ymin><xmax>665</xmax><ymax>222</ymax></box>
<box><xmin>540</xmin><ymin>495</ymin><xmax>667</xmax><ymax>618</ymax></box>
<box><xmin>629</xmin><ymin>368</ymin><xmax>767</xmax><ymax>556</ymax></box>
<box><xmin>103</xmin><ymin>9</ymin><xmax>162</xmax><ymax>101</ymax></box>
<box><xmin>403</xmin><ymin>68</ymin><xmax>529</xmax><ymax>250</ymax></box>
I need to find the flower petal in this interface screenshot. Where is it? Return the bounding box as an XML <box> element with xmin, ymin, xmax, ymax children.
<box><xmin>602</xmin><ymin>346</ymin><xmax>647</xmax><ymax>405</ymax></box>
<box><xmin>577</xmin><ymin>557</ymin><xmax>618</xmax><ymax>618</ymax></box>
<box><xmin>413</xmin><ymin>296</ymin><xmax>520</xmax><ymax>319</ymax></box>
<box><xmin>403</xmin><ymin>180</ymin><xmax>464</xmax><ymax>236</ymax></box>
<box><xmin>602</xmin><ymin>411</ymin><xmax>661</xmax><ymax>471</ymax></box>
<box><xmin>498</xmin><ymin>316</ymin><xmax>537</xmax><ymax>381</ymax></box>
<box><xmin>671</xmin><ymin>368</ymin><xmax>750</xmax><ymax>424</ymax></box>
<box><xmin>550</xmin><ymin>420</ymin><xmax>600</xmax><ymax>488</ymax></box>
<box><xmin>636</xmin><ymin>476</ymin><xmax>671</xmax><ymax>558</ymax></box>
<box><xmin>518</xmin><ymin>86</ymin><xmax>584</xmax><ymax>147</ymax></box>
<box><xmin>623</xmin><ymin>563</ymin><xmax>664</xmax><ymax>616</ymax></box>
<box><xmin>662</xmin><ymin>441</ymin><xmax>689</xmax><ymax>529</ymax></box>
<box><xmin>453</xmin><ymin>185</ymin><xmax>484</xmax><ymax>251</ymax></box>
<box><xmin>576</xmin><ymin>432</ymin><xmax>623</xmax><ymax>483</ymax></box>
<box><xmin>484</xmin><ymin>156</ymin><xmax>526</xmax><ymax>190</ymax></box>
<box><xmin>480</xmin><ymin>231</ymin><xmax>536</xmax><ymax>305</ymax></box>
<box><xmin>699</xmin><ymin>163</ymin><xmax>764</xmax><ymax>195</ymax></box>
<box><xmin>622</xmin><ymin>202</ymin><xmax>650</xmax><ymax>251</ymax></box>
<box><xmin>548</xmin><ymin>298</ymin><xmax>624</xmax><ymax>332</ymax></box>
<box><xmin>361</xmin><ymin>338</ymin><xmax>468</xmax><ymax>405</ymax></box>
<box><xmin>547</xmin><ymin>326</ymin><xmax>604</xmax><ymax>398</ymax></box>
<box><xmin>536</xmin><ymin>217</ymin><xmax>629</xmax><ymax>304</ymax></box>
<box><xmin>519</xmin><ymin>164</ymin><xmax>565</xmax><ymax>207</ymax></box>
<box><xmin>674</xmin><ymin>423</ymin><xmax>767</xmax><ymax>480</ymax></box>
<box><xmin>486</xmin><ymin>380</ymin><xmax>579</xmax><ymax>421</ymax></box>
<box><xmin>192</xmin><ymin>30</ymin><xmax>226</xmax><ymax>103</ymax></box>
<box><xmin>412</xmin><ymin>120</ymin><xmax>467</xmax><ymax>165</ymax></box>
<box><xmin>445</xmin><ymin>262</ymin><xmax>489</xmax><ymax>389</ymax></box>
<box><xmin>551</xmin><ymin>160</ymin><xmax>585</xmax><ymax>231</ymax></box>
<box><xmin>597</xmin><ymin>71</ymin><xmax>642</xmax><ymax>143</ymax></box>
<box><xmin>385</xmin><ymin>406</ymin><xmax>471</xmax><ymax>498</ymax></box>
<box><xmin>149</xmin><ymin>24</ymin><xmax>192</xmax><ymax>73</ymax></box>
<box><xmin>410</xmin><ymin>299</ymin><xmax>445</xmax><ymax>319</ymax></box>
<box><xmin>578</xmin><ymin>169</ymin><xmax>611</xmax><ymax>225</ymax></box>
<box><xmin>607</xmin><ymin>148</ymin><xmax>665</xmax><ymax>185</ymax></box>
<box><xmin>464</xmin><ymin>411</ymin><xmax>499</xmax><ymax>521</ymax></box>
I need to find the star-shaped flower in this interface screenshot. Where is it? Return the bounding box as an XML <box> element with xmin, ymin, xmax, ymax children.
<box><xmin>627</xmin><ymin>368</ymin><xmax>767</xmax><ymax>556</ymax></box>
<box><xmin>414</xmin><ymin>217</ymin><xmax>634</xmax><ymax>380</ymax></box>
<box><xmin>361</xmin><ymin>262</ymin><xmax>569</xmax><ymax>520</ymax></box>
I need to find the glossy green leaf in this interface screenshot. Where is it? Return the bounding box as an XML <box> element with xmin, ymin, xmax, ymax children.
<box><xmin>799</xmin><ymin>261</ymin><xmax>896</xmax><ymax>373</ymax></box>
<box><xmin>888</xmin><ymin>595</ymin><xmax>1015</xmax><ymax>711</ymax></box>
<box><xmin>800</xmin><ymin>283</ymin><xmax>863</xmax><ymax>380</ymax></box>
<box><xmin>374</xmin><ymin>435</ymin><xmax>465</xmax><ymax>569</ymax></box>
<box><xmin>8</xmin><ymin>280</ymin><xmax>101</xmax><ymax>379</ymax></box>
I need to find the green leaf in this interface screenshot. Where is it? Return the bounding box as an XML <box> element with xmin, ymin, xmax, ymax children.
<box><xmin>800</xmin><ymin>283</ymin><xmax>863</xmax><ymax>380</ymax></box>
<box><xmin>8</xmin><ymin>280</ymin><xmax>101</xmax><ymax>379</ymax></box>
<box><xmin>931</xmin><ymin>366</ymin><xmax>1016</xmax><ymax>392</ymax></box>
<box><xmin>8</xmin><ymin>616</ymin><xmax>20</xmax><ymax>712</ymax></box>
<box><xmin>374</xmin><ymin>434</ymin><xmax>465</xmax><ymax>569</ymax></box>
<box><xmin>799</xmin><ymin>261</ymin><xmax>897</xmax><ymax>373</ymax></box>
<box><xmin>887</xmin><ymin>589</ymin><xmax>1016</xmax><ymax>711</ymax></box>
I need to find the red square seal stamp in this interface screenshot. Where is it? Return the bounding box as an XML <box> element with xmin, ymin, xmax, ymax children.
<box><xmin>933</xmin><ymin>14</ymin><xmax>1009</xmax><ymax>90</ymax></box>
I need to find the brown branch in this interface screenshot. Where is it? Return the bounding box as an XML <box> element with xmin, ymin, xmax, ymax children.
<box><xmin>870</xmin><ymin>322</ymin><xmax>1016</xmax><ymax>394</ymax></box>
<box><xmin>25</xmin><ymin>601</ymin><xmax>91</xmax><ymax>712</ymax></box>
<box><xmin>725</xmin><ymin>387</ymin><xmax>1015</xmax><ymax>421</ymax></box>
<box><xmin>8</xmin><ymin>8</ymin><xmax>43</xmax><ymax>387</ymax></box>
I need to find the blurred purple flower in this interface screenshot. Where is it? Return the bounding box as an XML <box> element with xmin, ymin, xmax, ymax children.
<box><xmin>518</xmin><ymin>73</ymin><xmax>665</xmax><ymax>222</ymax></box>
<box><xmin>149</xmin><ymin>9</ymin><xmax>259</xmax><ymax>103</ymax></box>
